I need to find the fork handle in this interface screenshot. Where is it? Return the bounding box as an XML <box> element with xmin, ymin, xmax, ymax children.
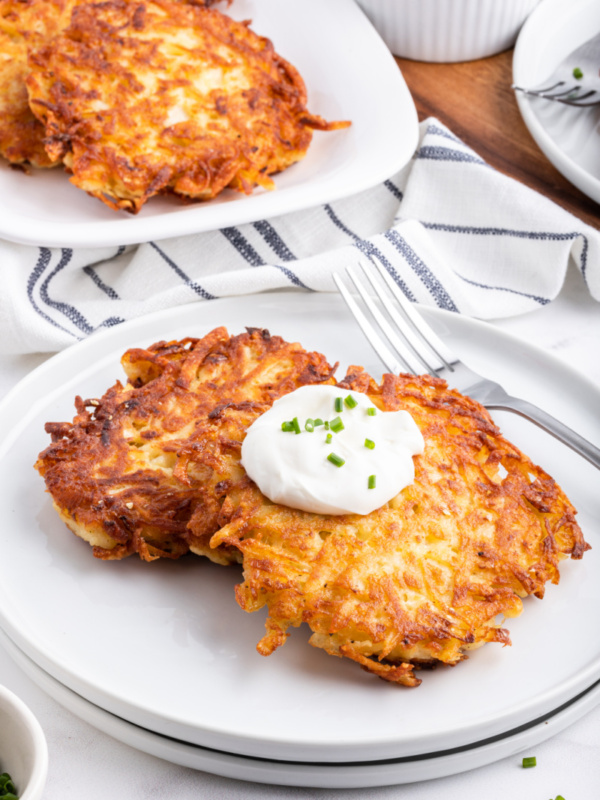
<box><xmin>486</xmin><ymin>396</ymin><xmax>600</xmax><ymax>470</ymax></box>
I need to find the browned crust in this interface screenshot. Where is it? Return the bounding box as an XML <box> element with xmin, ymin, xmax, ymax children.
<box><xmin>35</xmin><ymin>327</ymin><xmax>338</xmax><ymax>562</ymax></box>
<box><xmin>0</xmin><ymin>0</ymin><xmax>73</xmax><ymax>167</ymax></box>
<box><xmin>25</xmin><ymin>0</ymin><xmax>350</xmax><ymax>211</ymax></box>
<box><xmin>210</xmin><ymin>367</ymin><xmax>589</xmax><ymax>687</ymax></box>
<box><xmin>35</xmin><ymin>330</ymin><xmax>589</xmax><ymax>688</ymax></box>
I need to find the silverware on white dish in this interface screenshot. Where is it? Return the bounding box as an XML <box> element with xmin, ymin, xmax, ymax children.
<box><xmin>334</xmin><ymin>256</ymin><xmax>600</xmax><ymax>470</ymax></box>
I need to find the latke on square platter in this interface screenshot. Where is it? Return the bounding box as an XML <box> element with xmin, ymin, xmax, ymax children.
<box><xmin>25</xmin><ymin>0</ymin><xmax>349</xmax><ymax>212</ymax></box>
<box><xmin>0</xmin><ymin>0</ymin><xmax>72</xmax><ymax>167</ymax></box>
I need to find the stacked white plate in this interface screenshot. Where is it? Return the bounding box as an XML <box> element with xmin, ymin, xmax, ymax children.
<box><xmin>0</xmin><ymin>293</ymin><xmax>599</xmax><ymax>787</ymax></box>
<box><xmin>513</xmin><ymin>0</ymin><xmax>600</xmax><ymax>204</ymax></box>
<box><xmin>0</xmin><ymin>0</ymin><xmax>418</xmax><ymax>249</ymax></box>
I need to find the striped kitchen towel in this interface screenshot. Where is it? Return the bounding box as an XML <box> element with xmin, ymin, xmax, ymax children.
<box><xmin>2</xmin><ymin>118</ymin><xmax>598</xmax><ymax>354</ymax></box>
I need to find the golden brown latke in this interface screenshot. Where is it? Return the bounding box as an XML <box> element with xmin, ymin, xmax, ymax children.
<box><xmin>35</xmin><ymin>327</ymin><xmax>337</xmax><ymax>562</ymax></box>
<box><xmin>0</xmin><ymin>0</ymin><xmax>72</xmax><ymax>167</ymax></box>
<box><xmin>26</xmin><ymin>0</ymin><xmax>349</xmax><ymax>212</ymax></box>
<box><xmin>210</xmin><ymin>366</ymin><xmax>589</xmax><ymax>687</ymax></box>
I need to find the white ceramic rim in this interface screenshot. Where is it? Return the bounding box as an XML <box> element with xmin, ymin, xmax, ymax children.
<box><xmin>513</xmin><ymin>0</ymin><xmax>600</xmax><ymax>204</ymax></box>
<box><xmin>0</xmin><ymin>293</ymin><xmax>598</xmax><ymax>764</ymax></box>
<box><xmin>2</xmin><ymin>626</ymin><xmax>600</xmax><ymax>789</ymax></box>
<box><xmin>0</xmin><ymin>685</ymin><xmax>48</xmax><ymax>800</ymax></box>
<box><xmin>0</xmin><ymin>0</ymin><xmax>418</xmax><ymax>248</ymax></box>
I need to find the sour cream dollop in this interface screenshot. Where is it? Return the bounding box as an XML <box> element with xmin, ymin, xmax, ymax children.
<box><xmin>241</xmin><ymin>385</ymin><xmax>424</xmax><ymax>516</ymax></box>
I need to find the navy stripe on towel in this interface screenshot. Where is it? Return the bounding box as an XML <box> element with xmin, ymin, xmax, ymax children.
<box><xmin>150</xmin><ymin>242</ymin><xmax>215</xmax><ymax>299</ymax></box>
<box><xmin>416</xmin><ymin>146</ymin><xmax>487</xmax><ymax>167</ymax></box>
<box><xmin>40</xmin><ymin>249</ymin><xmax>94</xmax><ymax>334</ymax></box>
<box><xmin>456</xmin><ymin>273</ymin><xmax>549</xmax><ymax>305</ymax></box>
<box><xmin>83</xmin><ymin>266</ymin><xmax>120</xmax><ymax>300</ymax></box>
<box><xmin>253</xmin><ymin>220</ymin><xmax>295</xmax><ymax>262</ymax></box>
<box><xmin>354</xmin><ymin>240</ymin><xmax>417</xmax><ymax>303</ymax></box>
<box><xmin>27</xmin><ymin>249</ymin><xmax>76</xmax><ymax>338</ymax></box>
<box><xmin>385</xmin><ymin>229</ymin><xmax>459</xmax><ymax>312</ymax></box>
<box><xmin>221</xmin><ymin>227</ymin><xmax>265</xmax><ymax>266</ymax></box>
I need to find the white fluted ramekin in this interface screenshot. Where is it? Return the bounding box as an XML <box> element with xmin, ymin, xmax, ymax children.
<box><xmin>0</xmin><ymin>685</ymin><xmax>48</xmax><ymax>800</ymax></box>
<box><xmin>355</xmin><ymin>0</ymin><xmax>541</xmax><ymax>62</ymax></box>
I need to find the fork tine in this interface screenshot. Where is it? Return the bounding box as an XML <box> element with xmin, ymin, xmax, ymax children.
<box><xmin>335</xmin><ymin>261</ymin><xmax>456</xmax><ymax>380</ymax></box>
<box><xmin>557</xmin><ymin>90</ymin><xmax>599</xmax><ymax>105</ymax></box>
<box><xmin>332</xmin><ymin>273</ymin><xmax>407</xmax><ymax>375</ymax></box>
<box><xmin>513</xmin><ymin>84</ymin><xmax>600</xmax><ymax>106</ymax></box>
<box><xmin>358</xmin><ymin>260</ymin><xmax>445</xmax><ymax>375</ymax></box>
<box><xmin>345</xmin><ymin>266</ymin><xmax>428</xmax><ymax>375</ymax></box>
<box><xmin>365</xmin><ymin>253</ymin><xmax>457</xmax><ymax>367</ymax></box>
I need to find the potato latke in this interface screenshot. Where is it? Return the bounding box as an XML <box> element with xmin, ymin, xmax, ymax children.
<box><xmin>0</xmin><ymin>0</ymin><xmax>72</xmax><ymax>167</ymax></box>
<box><xmin>25</xmin><ymin>0</ymin><xmax>349</xmax><ymax>212</ymax></box>
<box><xmin>211</xmin><ymin>365</ymin><xmax>588</xmax><ymax>687</ymax></box>
<box><xmin>35</xmin><ymin>327</ymin><xmax>337</xmax><ymax>562</ymax></box>
<box><xmin>36</xmin><ymin>330</ymin><xmax>588</xmax><ymax>687</ymax></box>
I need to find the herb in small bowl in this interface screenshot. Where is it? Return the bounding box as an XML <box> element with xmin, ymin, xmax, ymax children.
<box><xmin>0</xmin><ymin>772</ymin><xmax>18</xmax><ymax>799</ymax></box>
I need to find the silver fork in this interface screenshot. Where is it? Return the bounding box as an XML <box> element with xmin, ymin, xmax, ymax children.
<box><xmin>513</xmin><ymin>30</ymin><xmax>600</xmax><ymax>107</ymax></box>
<box><xmin>333</xmin><ymin>258</ymin><xmax>600</xmax><ymax>470</ymax></box>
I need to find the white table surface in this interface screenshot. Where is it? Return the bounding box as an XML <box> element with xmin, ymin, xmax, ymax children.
<box><xmin>1</xmin><ymin>264</ymin><xmax>599</xmax><ymax>800</ymax></box>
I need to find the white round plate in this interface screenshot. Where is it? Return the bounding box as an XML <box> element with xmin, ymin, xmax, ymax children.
<box><xmin>3</xmin><ymin>627</ymin><xmax>600</xmax><ymax>789</ymax></box>
<box><xmin>513</xmin><ymin>0</ymin><xmax>600</xmax><ymax>204</ymax></box>
<box><xmin>0</xmin><ymin>0</ymin><xmax>418</xmax><ymax>248</ymax></box>
<box><xmin>0</xmin><ymin>293</ymin><xmax>598</xmax><ymax>764</ymax></box>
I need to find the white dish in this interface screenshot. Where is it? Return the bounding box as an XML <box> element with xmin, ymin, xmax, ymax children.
<box><xmin>3</xmin><ymin>627</ymin><xmax>600</xmax><ymax>790</ymax></box>
<box><xmin>357</xmin><ymin>0</ymin><xmax>540</xmax><ymax>62</ymax></box>
<box><xmin>0</xmin><ymin>682</ymin><xmax>48</xmax><ymax>800</ymax></box>
<box><xmin>0</xmin><ymin>293</ymin><xmax>599</xmax><ymax>764</ymax></box>
<box><xmin>0</xmin><ymin>0</ymin><xmax>417</xmax><ymax>249</ymax></box>
<box><xmin>513</xmin><ymin>0</ymin><xmax>600</xmax><ymax>204</ymax></box>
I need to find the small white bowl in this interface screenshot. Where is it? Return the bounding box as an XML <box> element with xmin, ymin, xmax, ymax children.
<box><xmin>355</xmin><ymin>0</ymin><xmax>541</xmax><ymax>62</ymax></box>
<box><xmin>0</xmin><ymin>685</ymin><xmax>48</xmax><ymax>800</ymax></box>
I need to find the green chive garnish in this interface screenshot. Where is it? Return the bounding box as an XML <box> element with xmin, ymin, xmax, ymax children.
<box><xmin>364</xmin><ymin>438</ymin><xmax>375</xmax><ymax>450</ymax></box>
<box><xmin>344</xmin><ymin>394</ymin><xmax>358</xmax><ymax>409</ymax></box>
<box><xmin>313</xmin><ymin>418</ymin><xmax>324</xmax><ymax>427</ymax></box>
<box><xmin>555</xmin><ymin>796</ymin><xmax>566</xmax><ymax>800</ymax></box>
<box><xmin>281</xmin><ymin>421</ymin><xmax>294</xmax><ymax>432</ymax></box>
<box><xmin>305</xmin><ymin>418</ymin><xmax>315</xmax><ymax>432</ymax></box>
<box><xmin>573</xmin><ymin>67</ymin><xmax>583</xmax><ymax>79</ymax></box>
<box><xmin>522</xmin><ymin>757</ymin><xmax>536</xmax><ymax>768</ymax></box>
<box><xmin>291</xmin><ymin>417</ymin><xmax>301</xmax><ymax>435</ymax></box>
<box><xmin>368</xmin><ymin>475</ymin><xmax>376</xmax><ymax>489</ymax></box>
<box><xmin>326</xmin><ymin>433</ymin><xmax>332</xmax><ymax>444</ymax></box>
<box><xmin>0</xmin><ymin>773</ymin><xmax>18</xmax><ymax>799</ymax></box>
<box><xmin>367</xmin><ymin>407</ymin><xmax>377</xmax><ymax>416</ymax></box>
<box><xmin>334</xmin><ymin>397</ymin><xmax>343</xmax><ymax>412</ymax></box>
<box><xmin>329</xmin><ymin>416</ymin><xmax>344</xmax><ymax>433</ymax></box>
<box><xmin>324</xmin><ymin>420</ymin><xmax>330</xmax><ymax>430</ymax></box>
<box><xmin>327</xmin><ymin>452</ymin><xmax>345</xmax><ymax>467</ymax></box>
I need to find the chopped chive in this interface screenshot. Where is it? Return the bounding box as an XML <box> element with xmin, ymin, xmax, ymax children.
<box><xmin>334</xmin><ymin>397</ymin><xmax>343</xmax><ymax>412</ymax></box>
<box><xmin>573</xmin><ymin>66</ymin><xmax>583</xmax><ymax>79</ymax></box>
<box><xmin>0</xmin><ymin>773</ymin><xmax>18</xmax><ymax>797</ymax></box>
<box><xmin>367</xmin><ymin>407</ymin><xmax>377</xmax><ymax>416</ymax></box>
<box><xmin>327</xmin><ymin>452</ymin><xmax>345</xmax><ymax>467</ymax></box>
<box><xmin>555</xmin><ymin>796</ymin><xmax>565</xmax><ymax>800</ymax></box>
<box><xmin>313</xmin><ymin>418</ymin><xmax>324</xmax><ymax>427</ymax></box>
<box><xmin>344</xmin><ymin>394</ymin><xmax>358</xmax><ymax>409</ymax></box>
<box><xmin>326</xmin><ymin>433</ymin><xmax>332</xmax><ymax>444</ymax></box>
<box><xmin>291</xmin><ymin>417</ymin><xmax>301</xmax><ymax>435</ymax></box>
<box><xmin>368</xmin><ymin>475</ymin><xmax>376</xmax><ymax>489</ymax></box>
<box><xmin>364</xmin><ymin>438</ymin><xmax>375</xmax><ymax>450</ymax></box>
<box><xmin>329</xmin><ymin>416</ymin><xmax>344</xmax><ymax>433</ymax></box>
<box><xmin>324</xmin><ymin>420</ymin><xmax>330</xmax><ymax>430</ymax></box>
<box><xmin>305</xmin><ymin>418</ymin><xmax>315</xmax><ymax>432</ymax></box>
<box><xmin>281</xmin><ymin>421</ymin><xmax>294</xmax><ymax>432</ymax></box>
<box><xmin>522</xmin><ymin>757</ymin><xmax>536</xmax><ymax>768</ymax></box>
